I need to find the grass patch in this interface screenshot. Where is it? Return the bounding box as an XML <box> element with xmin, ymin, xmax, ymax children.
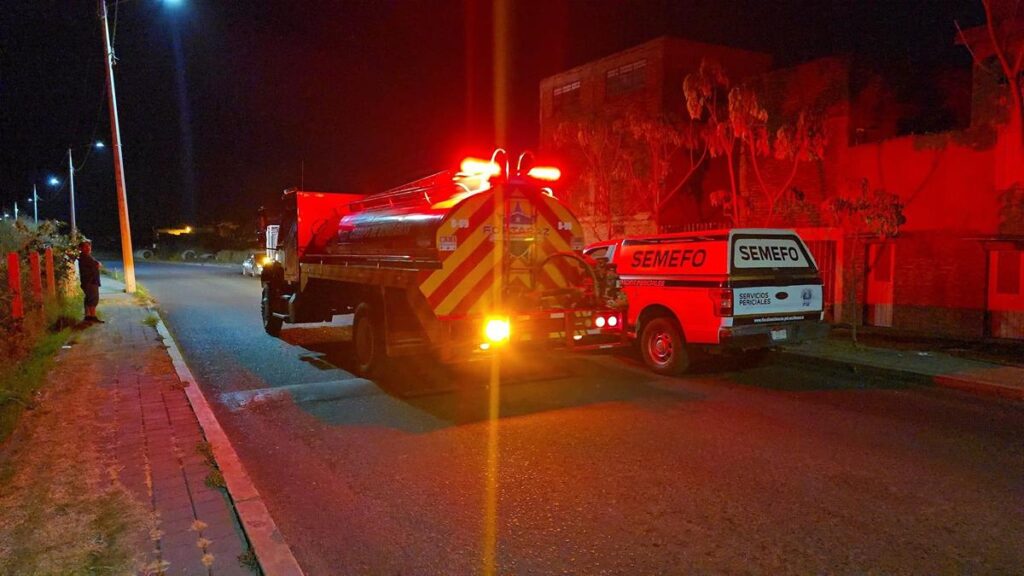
<box><xmin>99</xmin><ymin>268</ymin><xmax>155</xmax><ymax>306</ymax></box>
<box><xmin>133</xmin><ymin>283</ymin><xmax>155</xmax><ymax>307</ymax></box>
<box><xmin>142</xmin><ymin>313</ymin><xmax>160</xmax><ymax>328</ymax></box>
<box><xmin>237</xmin><ymin>548</ymin><xmax>259</xmax><ymax>572</ymax></box>
<box><xmin>100</xmin><ymin>267</ymin><xmax>123</xmax><ymax>282</ymax></box>
<box><xmin>0</xmin><ymin>295</ymin><xmax>81</xmax><ymax>444</ymax></box>
<box><xmin>0</xmin><ymin>311</ymin><xmax>154</xmax><ymax>574</ymax></box>
<box><xmin>204</xmin><ymin>469</ymin><xmax>226</xmax><ymax>489</ymax></box>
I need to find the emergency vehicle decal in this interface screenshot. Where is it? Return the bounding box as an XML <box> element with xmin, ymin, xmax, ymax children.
<box><xmin>420</xmin><ymin>193</ymin><xmax>499</xmax><ymax>316</ymax></box>
<box><xmin>733</xmin><ymin>284</ymin><xmax>823</xmax><ymax>317</ymax></box>
<box><xmin>418</xmin><ymin>188</ymin><xmax>585</xmax><ymax>319</ymax></box>
<box><xmin>534</xmin><ymin>194</ymin><xmax>582</xmax><ymax>288</ymax></box>
<box><xmin>732</xmin><ymin>236</ymin><xmax>811</xmax><ymax>269</ymax></box>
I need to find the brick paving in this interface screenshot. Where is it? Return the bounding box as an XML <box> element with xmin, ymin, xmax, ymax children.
<box><xmin>92</xmin><ymin>282</ymin><xmax>254</xmax><ymax>575</ymax></box>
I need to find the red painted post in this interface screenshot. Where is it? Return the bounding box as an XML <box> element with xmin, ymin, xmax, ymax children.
<box><xmin>29</xmin><ymin>252</ymin><xmax>43</xmax><ymax>302</ymax></box>
<box><xmin>44</xmin><ymin>247</ymin><xmax>56</xmax><ymax>298</ymax></box>
<box><xmin>7</xmin><ymin>252</ymin><xmax>23</xmax><ymax>320</ymax></box>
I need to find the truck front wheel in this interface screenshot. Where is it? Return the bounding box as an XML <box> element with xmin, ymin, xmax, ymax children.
<box><xmin>640</xmin><ymin>316</ymin><xmax>689</xmax><ymax>376</ymax></box>
<box><xmin>262</xmin><ymin>283</ymin><xmax>283</xmax><ymax>337</ymax></box>
<box><xmin>353</xmin><ymin>302</ymin><xmax>385</xmax><ymax>377</ymax></box>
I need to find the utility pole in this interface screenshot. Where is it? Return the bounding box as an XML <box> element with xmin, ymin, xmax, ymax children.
<box><xmin>68</xmin><ymin>148</ymin><xmax>77</xmax><ymax>234</ymax></box>
<box><xmin>100</xmin><ymin>0</ymin><xmax>136</xmax><ymax>293</ymax></box>
<box><xmin>32</xmin><ymin>184</ymin><xmax>38</xmax><ymax>224</ymax></box>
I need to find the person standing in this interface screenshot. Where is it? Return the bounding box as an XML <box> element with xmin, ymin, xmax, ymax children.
<box><xmin>78</xmin><ymin>240</ymin><xmax>104</xmax><ymax>323</ymax></box>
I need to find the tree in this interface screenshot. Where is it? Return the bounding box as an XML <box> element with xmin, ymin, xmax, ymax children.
<box><xmin>684</xmin><ymin>59</ymin><xmax>827</xmax><ymax>227</ymax></box>
<box><xmin>730</xmin><ymin>88</ymin><xmax>827</xmax><ymax>225</ymax></box>
<box><xmin>623</xmin><ymin>112</ymin><xmax>708</xmax><ymax>231</ymax></box>
<box><xmin>956</xmin><ymin>1</ymin><xmax>1023</xmax><ymax>174</ymax></box>
<box><xmin>684</xmin><ymin>60</ymin><xmax>746</xmax><ymax>225</ymax></box>
<box><xmin>822</xmin><ymin>179</ymin><xmax>906</xmax><ymax>343</ymax></box>
<box><xmin>552</xmin><ymin>116</ymin><xmax>634</xmax><ymax>241</ymax></box>
<box><xmin>553</xmin><ymin>110</ymin><xmax>708</xmax><ymax>240</ymax></box>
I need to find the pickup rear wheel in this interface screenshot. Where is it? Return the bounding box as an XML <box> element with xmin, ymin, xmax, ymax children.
<box><xmin>640</xmin><ymin>316</ymin><xmax>689</xmax><ymax>375</ymax></box>
<box><xmin>353</xmin><ymin>302</ymin><xmax>385</xmax><ymax>377</ymax></box>
<box><xmin>261</xmin><ymin>283</ymin><xmax>283</xmax><ymax>337</ymax></box>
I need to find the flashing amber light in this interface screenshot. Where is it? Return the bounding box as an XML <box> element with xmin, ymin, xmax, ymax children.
<box><xmin>461</xmin><ymin>157</ymin><xmax>502</xmax><ymax>177</ymax></box>
<box><xmin>526</xmin><ymin>166</ymin><xmax>561</xmax><ymax>181</ymax></box>
<box><xmin>483</xmin><ymin>316</ymin><xmax>511</xmax><ymax>343</ymax></box>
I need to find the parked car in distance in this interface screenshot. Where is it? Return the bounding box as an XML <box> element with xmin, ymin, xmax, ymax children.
<box><xmin>241</xmin><ymin>253</ymin><xmax>265</xmax><ymax>277</ymax></box>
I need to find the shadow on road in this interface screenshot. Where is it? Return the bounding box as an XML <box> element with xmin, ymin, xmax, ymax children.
<box><xmin>274</xmin><ymin>326</ymin><xmax>705</xmax><ymax>431</ymax></box>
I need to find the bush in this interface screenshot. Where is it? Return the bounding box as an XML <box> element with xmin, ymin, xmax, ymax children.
<box><xmin>0</xmin><ymin>219</ymin><xmax>80</xmax><ymax>362</ymax></box>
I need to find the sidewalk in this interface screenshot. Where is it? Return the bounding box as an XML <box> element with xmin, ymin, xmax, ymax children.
<box><xmin>0</xmin><ymin>280</ymin><xmax>254</xmax><ymax>575</ymax></box>
<box><xmin>782</xmin><ymin>336</ymin><xmax>1024</xmax><ymax>400</ymax></box>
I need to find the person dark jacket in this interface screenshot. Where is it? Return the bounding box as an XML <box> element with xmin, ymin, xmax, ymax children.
<box><xmin>79</xmin><ymin>253</ymin><xmax>102</xmax><ymax>288</ymax></box>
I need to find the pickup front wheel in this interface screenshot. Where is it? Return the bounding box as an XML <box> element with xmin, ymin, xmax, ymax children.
<box><xmin>640</xmin><ymin>316</ymin><xmax>689</xmax><ymax>375</ymax></box>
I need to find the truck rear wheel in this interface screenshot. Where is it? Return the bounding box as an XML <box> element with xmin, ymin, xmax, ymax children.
<box><xmin>640</xmin><ymin>316</ymin><xmax>689</xmax><ymax>376</ymax></box>
<box><xmin>262</xmin><ymin>283</ymin><xmax>283</xmax><ymax>337</ymax></box>
<box><xmin>353</xmin><ymin>302</ymin><xmax>385</xmax><ymax>377</ymax></box>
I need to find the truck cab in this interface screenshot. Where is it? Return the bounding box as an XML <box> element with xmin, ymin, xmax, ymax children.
<box><xmin>585</xmin><ymin>229</ymin><xmax>829</xmax><ymax>375</ymax></box>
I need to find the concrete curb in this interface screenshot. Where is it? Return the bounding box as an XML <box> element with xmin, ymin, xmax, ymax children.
<box><xmin>154</xmin><ymin>316</ymin><xmax>305</xmax><ymax>576</ymax></box>
<box><xmin>931</xmin><ymin>374</ymin><xmax>1024</xmax><ymax>400</ymax></box>
<box><xmin>777</xmin><ymin>351</ymin><xmax>1024</xmax><ymax>400</ymax></box>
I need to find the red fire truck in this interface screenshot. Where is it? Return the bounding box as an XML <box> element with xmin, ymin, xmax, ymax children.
<box><xmin>259</xmin><ymin>151</ymin><xmax>625</xmax><ymax>375</ymax></box>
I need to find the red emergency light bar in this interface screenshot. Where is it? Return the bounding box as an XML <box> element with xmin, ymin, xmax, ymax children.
<box><xmin>458</xmin><ymin>151</ymin><xmax>561</xmax><ymax>183</ymax></box>
<box><xmin>460</xmin><ymin>157</ymin><xmax>502</xmax><ymax>177</ymax></box>
<box><xmin>526</xmin><ymin>166</ymin><xmax>561</xmax><ymax>181</ymax></box>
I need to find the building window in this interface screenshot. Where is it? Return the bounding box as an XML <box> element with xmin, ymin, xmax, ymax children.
<box><xmin>606</xmin><ymin>59</ymin><xmax>647</xmax><ymax>98</ymax></box>
<box><xmin>996</xmin><ymin>250</ymin><xmax>1021</xmax><ymax>295</ymax></box>
<box><xmin>552</xmin><ymin>80</ymin><xmax>581</xmax><ymax>113</ymax></box>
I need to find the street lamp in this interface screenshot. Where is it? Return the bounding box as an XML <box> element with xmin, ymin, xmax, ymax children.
<box><xmin>97</xmin><ymin>0</ymin><xmax>182</xmax><ymax>294</ymax></box>
<box><xmin>67</xmin><ymin>140</ymin><xmax>107</xmax><ymax>236</ymax></box>
<box><xmin>48</xmin><ymin>176</ymin><xmax>60</xmax><ymax>186</ymax></box>
<box><xmin>100</xmin><ymin>0</ymin><xmax>136</xmax><ymax>293</ymax></box>
<box><xmin>28</xmin><ymin>190</ymin><xmax>37</xmax><ymax>224</ymax></box>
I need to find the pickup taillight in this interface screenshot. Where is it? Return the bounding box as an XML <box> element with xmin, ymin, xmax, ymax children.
<box><xmin>710</xmin><ymin>288</ymin><xmax>733</xmax><ymax>317</ymax></box>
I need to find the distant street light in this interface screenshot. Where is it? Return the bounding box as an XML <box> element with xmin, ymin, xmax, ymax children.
<box><xmin>48</xmin><ymin>176</ymin><xmax>60</xmax><ymax>186</ymax></box>
<box><xmin>67</xmin><ymin>141</ymin><xmax>106</xmax><ymax>235</ymax></box>
<box><xmin>28</xmin><ymin>185</ymin><xmax>38</xmax><ymax>224</ymax></box>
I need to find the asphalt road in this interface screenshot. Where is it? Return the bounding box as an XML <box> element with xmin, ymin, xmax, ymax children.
<box><xmin>115</xmin><ymin>261</ymin><xmax>1023</xmax><ymax>575</ymax></box>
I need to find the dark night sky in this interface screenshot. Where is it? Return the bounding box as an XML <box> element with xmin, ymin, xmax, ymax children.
<box><xmin>0</xmin><ymin>1</ymin><xmax>985</xmax><ymax>243</ymax></box>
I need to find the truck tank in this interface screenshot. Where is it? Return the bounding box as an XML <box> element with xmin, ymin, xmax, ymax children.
<box><xmin>300</xmin><ymin>168</ymin><xmax>590</xmax><ymax>319</ymax></box>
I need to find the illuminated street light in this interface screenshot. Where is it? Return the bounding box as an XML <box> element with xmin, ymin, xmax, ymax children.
<box><xmin>29</xmin><ymin>186</ymin><xmax>38</xmax><ymax>224</ymax></box>
<box><xmin>94</xmin><ymin>140</ymin><xmax>105</xmax><ymax>149</ymax></box>
<box><xmin>48</xmin><ymin>176</ymin><xmax>60</xmax><ymax>186</ymax></box>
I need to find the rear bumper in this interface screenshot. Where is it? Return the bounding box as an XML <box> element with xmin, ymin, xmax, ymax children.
<box><xmin>718</xmin><ymin>320</ymin><xmax>829</xmax><ymax>350</ymax></box>
<box><xmin>438</xmin><ymin>309</ymin><xmax>629</xmax><ymax>363</ymax></box>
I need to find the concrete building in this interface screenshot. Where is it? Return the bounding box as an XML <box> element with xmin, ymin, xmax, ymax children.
<box><xmin>539</xmin><ymin>30</ymin><xmax>1023</xmax><ymax>340</ymax></box>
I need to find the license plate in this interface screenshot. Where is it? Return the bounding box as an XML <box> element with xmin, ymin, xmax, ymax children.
<box><xmin>770</xmin><ymin>328</ymin><xmax>788</xmax><ymax>341</ymax></box>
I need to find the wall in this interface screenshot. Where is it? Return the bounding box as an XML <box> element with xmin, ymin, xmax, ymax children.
<box><xmin>891</xmin><ymin>233</ymin><xmax>989</xmax><ymax>337</ymax></box>
<box><xmin>842</xmin><ymin>134</ymin><xmax>998</xmax><ymax>235</ymax></box>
